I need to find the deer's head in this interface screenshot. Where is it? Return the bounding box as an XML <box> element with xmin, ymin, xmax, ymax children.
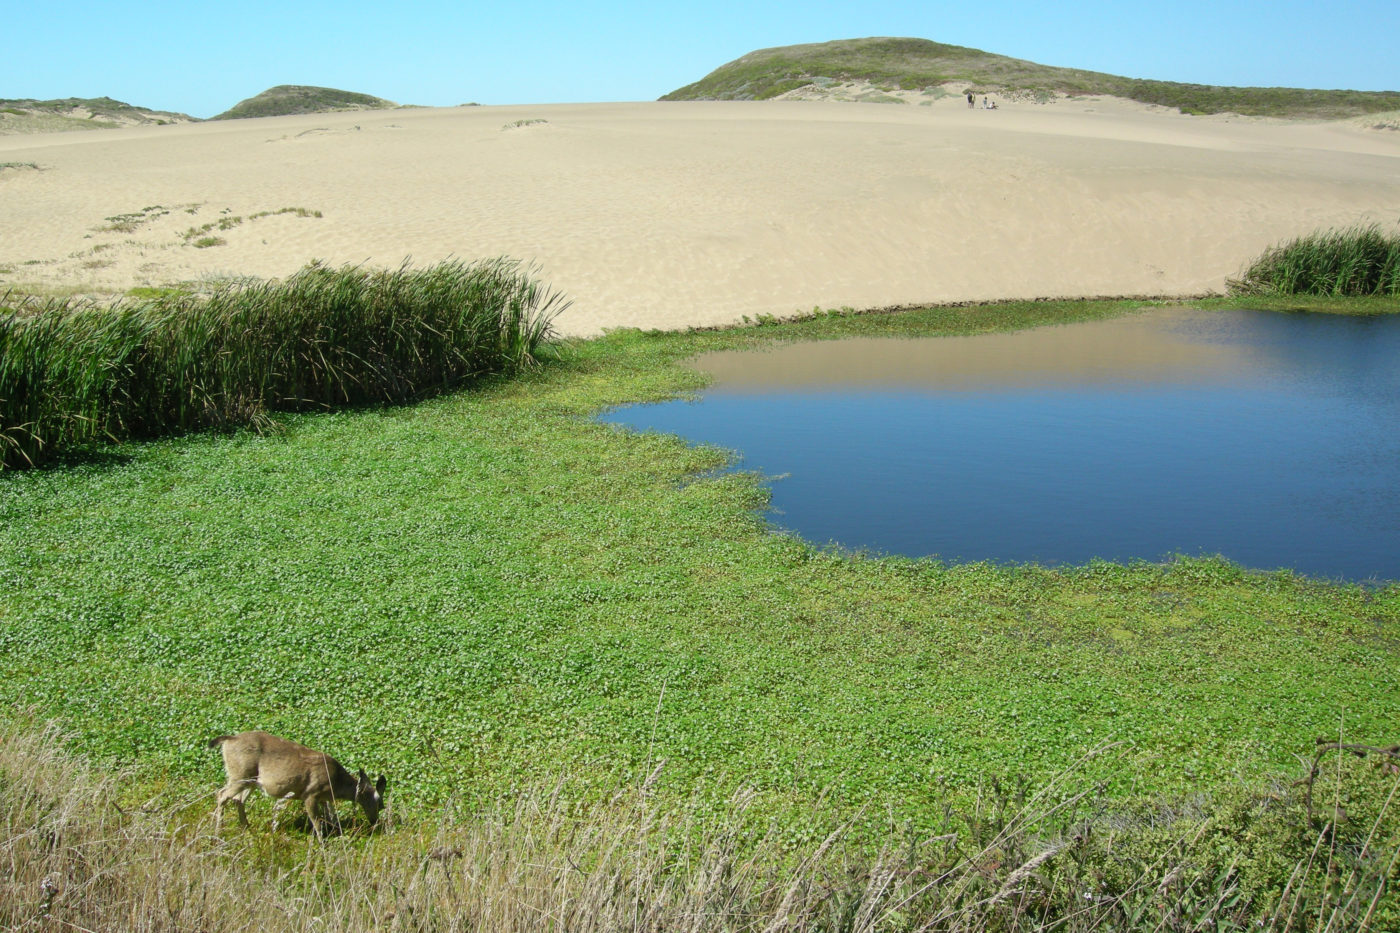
<box><xmin>356</xmin><ymin>769</ymin><xmax>388</xmax><ymax>825</ymax></box>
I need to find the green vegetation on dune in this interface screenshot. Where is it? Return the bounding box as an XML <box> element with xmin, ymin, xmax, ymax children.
<box><xmin>662</xmin><ymin>37</ymin><xmax>1098</xmax><ymax>101</ymax></box>
<box><xmin>211</xmin><ymin>85</ymin><xmax>397</xmax><ymax>120</ymax></box>
<box><xmin>1123</xmin><ymin>80</ymin><xmax>1400</xmax><ymax>118</ymax></box>
<box><xmin>0</xmin><ymin>96</ymin><xmax>194</xmax><ymax>132</ymax></box>
<box><xmin>662</xmin><ymin>36</ymin><xmax>1400</xmax><ymax>118</ymax></box>
<box><xmin>2</xmin><ymin>95</ymin><xmax>152</xmax><ymax>115</ymax></box>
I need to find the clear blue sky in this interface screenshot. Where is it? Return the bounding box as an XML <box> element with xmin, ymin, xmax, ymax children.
<box><xmin>8</xmin><ymin>0</ymin><xmax>1397</xmax><ymax>118</ymax></box>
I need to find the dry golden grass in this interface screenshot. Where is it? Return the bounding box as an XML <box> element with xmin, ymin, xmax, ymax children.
<box><xmin>4</xmin><ymin>719</ymin><xmax>1396</xmax><ymax>931</ymax></box>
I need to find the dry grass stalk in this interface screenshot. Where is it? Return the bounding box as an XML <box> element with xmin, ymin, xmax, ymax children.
<box><xmin>3</xmin><ymin>720</ymin><xmax>1397</xmax><ymax>931</ymax></box>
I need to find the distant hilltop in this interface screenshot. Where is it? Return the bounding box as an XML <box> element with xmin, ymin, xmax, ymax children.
<box><xmin>0</xmin><ymin>96</ymin><xmax>196</xmax><ymax>135</ymax></box>
<box><xmin>661</xmin><ymin>37</ymin><xmax>1400</xmax><ymax>120</ymax></box>
<box><xmin>0</xmin><ymin>85</ymin><xmax>402</xmax><ymax>135</ymax></box>
<box><xmin>210</xmin><ymin>85</ymin><xmax>398</xmax><ymax>121</ymax></box>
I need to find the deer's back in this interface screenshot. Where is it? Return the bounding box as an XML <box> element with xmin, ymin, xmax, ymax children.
<box><xmin>215</xmin><ymin>731</ymin><xmax>348</xmax><ymax>799</ymax></box>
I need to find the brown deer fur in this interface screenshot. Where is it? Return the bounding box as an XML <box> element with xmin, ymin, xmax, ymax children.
<box><xmin>210</xmin><ymin>731</ymin><xmax>386</xmax><ymax>834</ymax></box>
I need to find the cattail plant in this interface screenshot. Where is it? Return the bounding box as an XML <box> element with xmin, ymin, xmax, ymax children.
<box><xmin>1229</xmin><ymin>224</ymin><xmax>1400</xmax><ymax>297</ymax></box>
<box><xmin>0</xmin><ymin>259</ymin><xmax>566</xmax><ymax>468</ymax></box>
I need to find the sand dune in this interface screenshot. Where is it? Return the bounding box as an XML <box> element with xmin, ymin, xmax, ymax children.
<box><xmin>2</xmin><ymin>97</ymin><xmax>1397</xmax><ymax>336</ymax></box>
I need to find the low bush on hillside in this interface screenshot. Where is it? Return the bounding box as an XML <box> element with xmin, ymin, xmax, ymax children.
<box><xmin>1230</xmin><ymin>225</ymin><xmax>1400</xmax><ymax>298</ymax></box>
<box><xmin>1125</xmin><ymin>81</ymin><xmax>1400</xmax><ymax>118</ymax></box>
<box><xmin>0</xmin><ymin>259</ymin><xmax>564</xmax><ymax>468</ymax></box>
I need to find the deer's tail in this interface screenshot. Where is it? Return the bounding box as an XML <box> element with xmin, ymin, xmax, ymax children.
<box><xmin>207</xmin><ymin>735</ymin><xmax>234</xmax><ymax>749</ymax></box>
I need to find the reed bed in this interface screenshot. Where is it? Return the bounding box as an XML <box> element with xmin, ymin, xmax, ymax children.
<box><xmin>0</xmin><ymin>259</ymin><xmax>565</xmax><ymax>469</ymax></box>
<box><xmin>1229</xmin><ymin>225</ymin><xmax>1400</xmax><ymax>298</ymax></box>
<box><xmin>3</xmin><ymin>722</ymin><xmax>1396</xmax><ymax>932</ymax></box>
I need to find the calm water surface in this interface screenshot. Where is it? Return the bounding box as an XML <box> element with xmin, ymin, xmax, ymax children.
<box><xmin>599</xmin><ymin>309</ymin><xmax>1400</xmax><ymax>581</ymax></box>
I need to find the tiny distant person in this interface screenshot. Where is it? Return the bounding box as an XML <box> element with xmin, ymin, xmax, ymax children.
<box><xmin>983</xmin><ymin>96</ymin><xmax>990</xmax><ymax>109</ymax></box>
<box><xmin>967</xmin><ymin>92</ymin><xmax>974</xmax><ymax>109</ymax></box>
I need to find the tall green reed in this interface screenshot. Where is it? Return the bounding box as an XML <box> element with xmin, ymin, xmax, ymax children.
<box><xmin>0</xmin><ymin>259</ymin><xmax>565</xmax><ymax>469</ymax></box>
<box><xmin>0</xmin><ymin>298</ymin><xmax>153</xmax><ymax>467</ymax></box>
<box><xmin>1229</xmin><ymin>224</ymin><xmax>1400</xmax><ymax>297</ymax></box>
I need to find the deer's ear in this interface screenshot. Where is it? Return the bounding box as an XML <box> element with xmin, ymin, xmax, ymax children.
<box><xmin>358</xmin><ymin>768</ymin><xmax>369</xmax><ymax>784</ymax></box>
<box><xmin>376</xmin><ymin>774</ymin><xmax>387</xmax><ymax>795</ymax></box>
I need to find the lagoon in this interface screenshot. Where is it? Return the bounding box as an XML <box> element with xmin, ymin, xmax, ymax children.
<box><xmin>600</xmin><ymin>309</ymin><xmax>1400</xmax><ymax>581</ymax></box>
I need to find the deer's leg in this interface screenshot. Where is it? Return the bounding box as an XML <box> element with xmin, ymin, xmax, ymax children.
<box><xmin>232</xmin><ymin>785</ymin><xmax>254</xmax><ymax>827</ymax></box>
<box><xmin>213</xmin><ymin>784</ymin><xmax>233</xmax><ymax>828</ymax></box>
<box><xmin>305</xmin><ymin>794</ymin><xmax>337</xmax><ymax>837</ymax></box>
<box><xmin>215</xmin><ymin>780</ymin><xmax>255</xmax><ymax>829</ymax></box>
<box><xmin>321</xmin><ymin>800</ymin><xmax>342</xmax><ymax>835</ymax></box>
<box><xmin>270</xmin><ymin>794</ymin><xmax>296</xmax><ymax>832</ymax></box>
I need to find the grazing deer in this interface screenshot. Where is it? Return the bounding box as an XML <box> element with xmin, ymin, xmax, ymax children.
<box><xmin>209</xmin><ymin>731</ymin><xmax>387</xmax><ymax>834</ymax></box>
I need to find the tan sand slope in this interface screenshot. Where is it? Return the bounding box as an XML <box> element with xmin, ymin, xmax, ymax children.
<box><xmin>2</xmin><ymin>98</ymin><xmax>1397</xmax><ymax>336</ymax></box>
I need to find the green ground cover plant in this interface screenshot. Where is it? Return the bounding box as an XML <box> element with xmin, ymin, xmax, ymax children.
<box><xmin>2</xmin><ymin>293</ymin><xmax>1397</xmax><ymax>925</ymax></box>
<box><xmin>1229</xmin><ymin>225</ymin><xmax>1400</xmax><ymax>297</ymax></box>
<box><xmin>0</xmin><ymin>259</ymin><xmax>562</xmax><ymax>468</ymax></box>
<box><xmin>1</xmin><ymin>294</ymin><xmax>1396</xmax><ymax>800</ymax></box>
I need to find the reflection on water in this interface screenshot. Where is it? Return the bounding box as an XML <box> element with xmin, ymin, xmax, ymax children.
<box><xmin>688</xmin><ymin>311</ymin><xmax>1251</xmax><ymax>392</ymax></box>
<box><xmin>599</xmin><ymin>309</ymin><xmax>1400</xmax><ymax>582</ymax></box>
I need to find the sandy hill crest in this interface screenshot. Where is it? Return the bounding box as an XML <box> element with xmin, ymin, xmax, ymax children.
<box><xmin>211</xmin><ymin>85</ymin><xmax>399</xmax><ymax>121</ymax></box>
<box><xmin>663</xmin><ymin>36</ymin><xmax>1400</xmax><ymax>119</ymax></box>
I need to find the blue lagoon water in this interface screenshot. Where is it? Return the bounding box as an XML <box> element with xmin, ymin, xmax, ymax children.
<box><xmin>598</xmin><ymin>309</ymin><xmax>1400</xmax><ymax>581</ymax></box>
